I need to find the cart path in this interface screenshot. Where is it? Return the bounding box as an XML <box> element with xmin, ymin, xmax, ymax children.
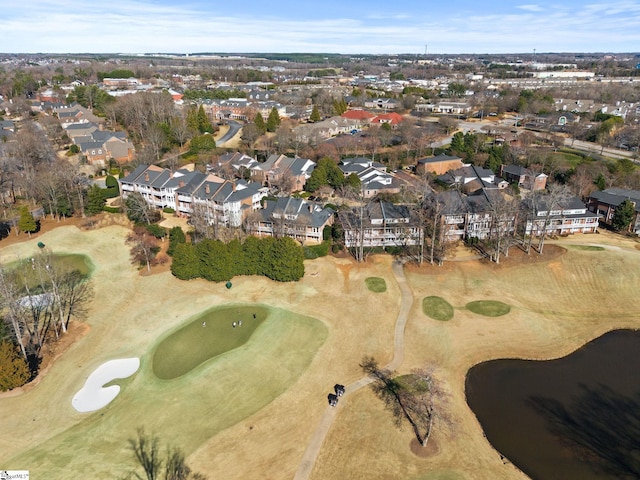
<box><xmin>293</xmin><ymin>260</ymin><xmax>414</xmax><ymax>480</ymax></box>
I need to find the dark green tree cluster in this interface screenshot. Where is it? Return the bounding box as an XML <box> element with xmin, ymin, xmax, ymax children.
<box><xmin>97</xmin><ymin>69</ymin><xmax>135</xmax><ymax>81</ymax></box>
<box><xmin>188</xmin><ymin>134</ymin><xmax>216</xmax><ymax>155</ymax></box>
<box><xmin>333</xmin><ymin>98</ymin><xmax>348</xmax><ymax>115</ymax></box>
<box><xmin>66</xmin><ymin>85</ymin><xmax>115</xmax><ymax>115</ymax></box>
<box><xmin>186</xmin><ymin>105</ymin><xmax>214</xmax><ymax>134</ymax></box>
<box><xmin>305</xmin><ymin>157</ymin><xmax>346</xmax><ymax>193</ymax></box>
<box><xmin>516</xmin><ymin>89</ymin><xmax>554</xmax><ymax>114</ymax></box>
<box><xmin>171</xmin><ymin>236</ymin><xmax>304</xmax><ymax>283</ymax></box>
<box><xmin>310</xmin><ymin>105</ymin><xmax>322</xmax><ymax>123</ymax></box>
<box><xmin>449</xmin><ymin>131</ymin><xmax>509</xmax><ymax>171</ymax></box>
<box><xmin>183</xmin><ymin>88</ymin><xmax>247</xmax><ymax>100</ymax></box>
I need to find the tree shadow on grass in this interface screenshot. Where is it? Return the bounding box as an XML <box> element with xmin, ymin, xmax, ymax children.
<box><xmin>529</xmin><ymin>384</ymin><xmax>640</xmax><ymax>479</ymax></box>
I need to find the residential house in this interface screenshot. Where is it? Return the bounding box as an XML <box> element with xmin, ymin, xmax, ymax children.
<box><xmin>416</xmin><ymin>154</ymin><xmax>464</xmax><ymax>176</ymax></box>
<box><xmin>415</xmin><ymin>102</ymin><xmax>471</xmax><ymax>115</ymax></box>
<box><xmin>293</xmin><ymin>116</ymin><xmax>360</xmax><ymax>143</ymax></box>
<box><xmin>588</xmin><ymin>188</ymin><xmax>640</xmax><ymax>234</ymax></box>
<box><xmin>250</xmin><ymin>154</ymin><xmax>316</xmax><ymax>192</ymax></box>
<box><xmin>342</xmin><ymin>201</ymin><xmax>423</xmax><ymax>248</ymax></box>
<box><xmin>437</xmin><ymin>165</ymin><xmax>508</xmax><ymax>194</ymax></box>
<box><xmin>256</xmin><ymin>197</ymin><xmax>334</xmax><ymax>244</ymax></box>
<box><xmin>341</xmin><ymin>109</ymin><xmax>375</xmax><ymax>127</ymax></box>
<box><xmin>364</xmin><ymin>98</ymin><xmax>400</xmax><ymax>110</ymax></box>
<box><xmin>370</xmin><ymin>112</ymin><xmax>404</xmax><ymax>127</ymax></box>
<box><xmin>63</xmin><ymin>122</ymin><xmax>98</xmax><ymax>140</ymax></box>
<box><xmin>500</xmin><ymin>164</ymin><xmax>548</xmax><ymax>191</ymax></box>
<box><xmin>527</xmin><ymin>196</ymin><xmax>599</xmax><ymax>236</ymax></box>
<box><xmin>339</xmin><ymin>157</ymin><xmax>402</xmax><ymax>198</ymax></box>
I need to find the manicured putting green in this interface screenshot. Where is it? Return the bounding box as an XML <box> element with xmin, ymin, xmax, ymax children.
<box><xmin>153</xmin><ymin>305</ymin><xmax>268</xmax><ymax>379</ymax></box>
<box><xmin>422</xmin><ymin>296</ymin><xmax>454</xmax><ymax>321</ymax></box>
<box><xmin>465</xmin><ymin>300</ymin><xmax>511</xmax><ymax>317</ymax></box>
<box><xmin>365</xmin><ymin>277</ymin><xmax>387</xmax><ymax>292</ymax></box>
<box><xmin>412</xmin><ymin>472</ymin><xmax>466</xmax><ymax>480</ymax></box>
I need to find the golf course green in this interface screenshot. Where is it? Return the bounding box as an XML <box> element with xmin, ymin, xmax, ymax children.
<box><xmin>153</xmin><ymin>305</ymin><xmax>268</xmax><ymax>379</ymax></box>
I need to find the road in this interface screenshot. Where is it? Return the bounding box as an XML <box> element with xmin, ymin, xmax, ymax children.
<box><xmin>293</xmin><ymin>260</ymin><xmax>414</xmax><ymax>480</ymax></box>
<box><xmin>216</xmin><ymin>120</ymin><xmax>242</xmax><ymax>146</ymax></box>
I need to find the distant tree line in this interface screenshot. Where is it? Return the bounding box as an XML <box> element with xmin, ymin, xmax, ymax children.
<box><xmin>171</xmin><ymin>236</ymin><xmax>304</xmax><ymax>283</ymax></box>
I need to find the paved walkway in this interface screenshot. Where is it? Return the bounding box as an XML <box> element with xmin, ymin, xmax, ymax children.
<box><xmin>293</xmin><ymin>260</ymin><xmax>414</xmax><ymax>480</ymax></box>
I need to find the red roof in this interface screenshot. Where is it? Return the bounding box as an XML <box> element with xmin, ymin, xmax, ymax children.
<box><xmin>341</xmin><ymin>109</ymin><xmax>375</xmax><ymax>120</ymax></box>
<box><xmin>371</xmin><ymin>112</ymin><xmax>404</xmax><ymax>125</ymax></box>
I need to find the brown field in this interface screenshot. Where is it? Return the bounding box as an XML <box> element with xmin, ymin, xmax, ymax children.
<box><xmin>0</xmin><ymin>224</ymin><xmax>639</xmax><ymax>480</ymax></box>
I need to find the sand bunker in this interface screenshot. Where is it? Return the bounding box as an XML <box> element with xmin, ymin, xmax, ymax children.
<box><xmin>72</xmin><ymin>358</ymin><xmax>140</xmax><ymax>413</ymax></box>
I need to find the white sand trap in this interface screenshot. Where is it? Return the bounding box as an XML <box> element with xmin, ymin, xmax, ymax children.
<box><xmin>72</xmin><ymin>358</ymin><xmax>140</xmax><ymax>413</ymax></box>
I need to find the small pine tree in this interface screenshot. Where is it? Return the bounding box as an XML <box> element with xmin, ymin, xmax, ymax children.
<box><xmin>310</xmin><ymin>105</ymin><xmax>321</xmax><ymax>123</ymax></box>
<box><xmin>266</xmin><ymin>107</ymin><xmax>281</xmax><ymax>133</ymax></box>
<box><xmin>197</xmin><ymin>105</ymin><xmax>214</xmax><ymax>134</ymax></box>
<box><xmin>611</xmin><ymin>199</ymin><xmax>636</xmax><ymax>232</ymax></box>
<box><xmin>86</xmin><ymin>184</ymin><xmax>105</xmax><ymax>216</ymax></box>
<box><xmin>254</xmin><ymin>112</ymin><xmax>266</xmax><ymax>134</ymax></box>
<box><xmin>18</xmin><ymin>206</ymin><xmax>37</xmax><ymax>236</ymax></box>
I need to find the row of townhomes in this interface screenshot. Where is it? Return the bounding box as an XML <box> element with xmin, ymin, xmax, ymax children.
<box><xmin>120</xmin><ymin>152</ymin><xmax>602</xmax><ymax>250</ymax></box>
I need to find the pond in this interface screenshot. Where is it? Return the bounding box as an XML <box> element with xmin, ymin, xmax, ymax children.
<box><xmin>465</xmin><ymin>329</ymin><xmax>640</xmax><ymax>480</ymax></box>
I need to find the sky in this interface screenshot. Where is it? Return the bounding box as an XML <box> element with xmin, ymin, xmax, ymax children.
<box><xmin>1</xmin><ymin>0</ymin><xmax>640</xmax><ymax>55</ymax></box>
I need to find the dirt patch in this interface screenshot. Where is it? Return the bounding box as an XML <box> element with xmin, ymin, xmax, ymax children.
<box><xmin>410</xmin><ymin>437</ymin><xmax>440</xmax><ymax>458</ymax></box>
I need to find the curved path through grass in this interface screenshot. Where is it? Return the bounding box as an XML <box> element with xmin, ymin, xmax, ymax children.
<box><xmin>293</xmin><ymin>260</ymin><xmax>414</xmax><ymax>480</ymax></box>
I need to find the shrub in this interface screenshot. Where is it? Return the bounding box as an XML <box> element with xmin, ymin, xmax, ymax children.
<box><xmin>304</xmin><ymin>242</ymin><xmax>330</xmax><ymax>259</ymax></box>
<box><xmin>145</xmin><ymin>224</ymin><xmax>167</xmax><ymax>239</ymax></box>
<box><xmin>0</xmin><ymin>341</ymin><xmax>30</xmax><ymax>391</ymax></box>
<box><xmin>163</xmin><ymin>207</ymin><xmax>176</xmax><ymax>214</ymax></box>
<box><xmin>103</xmin><ymin>206</ymin><xmax>121</xmax><ymax>213</ymax></box>
<box><xmin>167</xmin><ymin>226</ymin><xmax>186</xmax><ymax>256</ymax></box>
<box><xmin>105</xmin><ymin>175</ymin><xmax>118</xmax><ymax>188</ymax></box>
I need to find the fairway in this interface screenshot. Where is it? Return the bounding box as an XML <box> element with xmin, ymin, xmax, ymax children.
<box><xmin>153</xmin><ymin>305</ymin><xmax>268</xmax><ymax>379</ymax></box>
<box><xmin>3</xmin><ymin>226</ymin><xmax>640</xmax><ymax>480</ymax></box>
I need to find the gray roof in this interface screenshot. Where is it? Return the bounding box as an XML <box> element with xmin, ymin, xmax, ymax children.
<box><xmin>418</xmin><ymin>154</ymin><xmax>462</xmax><ymax>164</ymax></box>
<box><xmin>590</xmin><ymin>188</ymin><xmax>640</xmax><ymax>212</ymax></box>
<box><xmin>261</xmin><ymin>197</ymin><xmax>333</xmax><ymax>227</ymax></box>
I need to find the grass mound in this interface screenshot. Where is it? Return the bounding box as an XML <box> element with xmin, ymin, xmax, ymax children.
<box><xmin>422</xmin><ymin>296</ymin><xmax>454</xmax><ymax>321</ymax></box>
<box><xmin>567</xmin><ymin>245</ymin><xmax>605</xmax><ymax>251</ymax></box>
<box><xmin>153</xmin><ymin>305</ymin><xmax>268</xmax><ymax>379</ymax></box>
<box><xmin>365</xmin><ymin>277</ymin><xmax>387</xmax><ymax>293</ymax></box>
<box><xmin>465</xmin><ymin>300</ymin><xmax>511</xmax><ymax>317</ymax></box>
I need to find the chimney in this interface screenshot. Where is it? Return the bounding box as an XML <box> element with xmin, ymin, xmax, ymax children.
<box><xmin>144</xmin><ymin>172</ymin><xmax>149</xmax><ymax>182</ymax></box>
<box><xmin>232</xmin><ymin>183</ymin><xmax>236</xmax><ymax>192</ymax></box>
<box><xmin>205</xmin><ymin>184</ymin><xmax>210</xmax><ymax>194</ymax></box>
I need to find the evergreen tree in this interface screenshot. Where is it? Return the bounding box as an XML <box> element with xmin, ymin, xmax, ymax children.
<box><xmin>266</xmin><ymin>107</ymin><xmax>281</xmax><ymax>133</ymax></box>
<box><xmin>0</xmin><ymin>341</ymin><xmax>30</xmax><ymax>391</ymax></box>
<box><xmin>197</xmin><ymin>239</ymin><xmax>233</xmax><ymax>282</ymax></box>
<box><xmin>254</xmin><ymin>112</ymin><xmax>267</xmax><ymax>134</ymax></box>
<box><xmin>310</xmin><ymin>105</ymin><xmax>321</xmax><ymax>123</ymax></box>
<box><xmin>333</xmin><ymin>98</ymin><xmax>348</xmax><ymax>115</ymax></box>
<box><xmin>265</xmin><ymin>237</ymin><xmax>305</xmax><ymax>282</ymax></box>
<box><xmin>86</xmin><ymin>184</ymin><xmax>105</xmax><ymax>216</ymax></box>
<box><xmin>170</xmin><ymin>243</ymin><xmax>200</xmax><ymax>280</ymax></box>
<box><xmin>167</xmin><ymin>226</ymin><xmax>186</xmax><ymax>257</ymax></box>
<box><xmin>611</xmin><ymin>199</ymin><xmax>636</xmax><ymax>232</ymax></box>
<box><xmin>18</xmin><ymin>206</ymin><xmax>37</xmax><ymax>236</ymax></box>
<box><xmin>594</xmin><ymin>173</ymin><xmax>607</xmax><ymax>191</ymax></box>
<box><xmin>197</xmin><ymin>105</ymin><xmax>214</xmax><ymax>133</ymax></box>
<box><xmin>306</xmin><ymin>166</ymin><xmax>328</xmax><ymax>193</ymax></box>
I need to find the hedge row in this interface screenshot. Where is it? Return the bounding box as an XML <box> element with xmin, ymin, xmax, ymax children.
<box><xmin>171</xmin><ymin>236</ymin><xmax>304</xmax><ymax>283</ymax></box>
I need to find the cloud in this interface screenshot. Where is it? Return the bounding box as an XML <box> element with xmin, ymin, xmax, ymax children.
<box><xmin>517</xmin><ymin>4</ymin><xmax>544</xmax><ymax>12</ymax></box>
<box><xmin>1</xmin><ymin>0</ymin><xmax>639</xmax><ymax>53</ymax></box>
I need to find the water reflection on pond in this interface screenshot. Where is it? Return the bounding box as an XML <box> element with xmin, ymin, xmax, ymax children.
<box><xmin>465</xmin><ymin>329</ymin><xmax>640</xmax><ymax>480</ymax></box>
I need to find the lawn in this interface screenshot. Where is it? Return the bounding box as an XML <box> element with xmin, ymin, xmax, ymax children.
<box><xmin>465</xmin><ymin>300</ymin><xmax>511</xmax><ymax>317</ymax></box>
<box><xmin>566</xmin><ymin>244</ymin><xmax>605</xmax><ymax>251</ymax></box>
<box><xmin>365</xmin><ymin>276</ymin><xmax>387</xmax><ymax>292</ymax></box>
<box><xmin>422</xmin><ymin>296</ymin><xmax>454</xmax><ymax>321</ymax></box>
<box><xmin>4</xmin><ymin>253</ymin><xmax>93</xmax><ymax>290</ymax></box>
